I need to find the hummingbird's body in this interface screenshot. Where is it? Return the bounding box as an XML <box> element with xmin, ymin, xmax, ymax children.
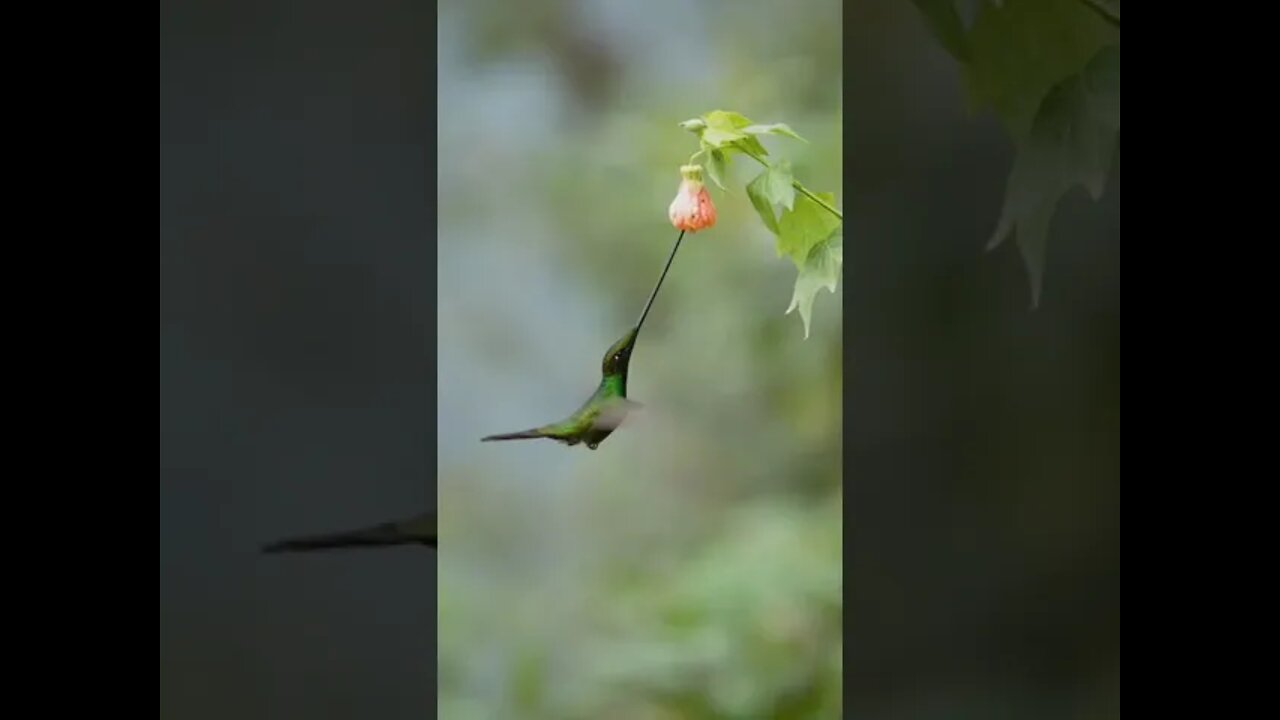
<box><xmin>261</xmin><ymin>511</ymin><xmax>436</xmax><ymax>553</ymax></box>
<box><xmin>481</xmin><ymin>230</ymin><xmax>686</xmax><ymax>450</ymax></box>
<box><xmin>481</xmin><ymin>330</ymin><xmax>640</xmax><ymax>449</ymax></box>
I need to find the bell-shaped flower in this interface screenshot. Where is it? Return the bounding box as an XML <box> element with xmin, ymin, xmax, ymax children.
<box><xmin>667</xmin><ymin>164</ymin><xmax>717</xmax><ymax>232</ymax></box>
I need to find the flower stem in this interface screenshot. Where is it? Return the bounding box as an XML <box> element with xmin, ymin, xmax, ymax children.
<box><xmin>736</xmin><ymin>146</ymin><xmax>843</xmax><ymax>222</ymax></box>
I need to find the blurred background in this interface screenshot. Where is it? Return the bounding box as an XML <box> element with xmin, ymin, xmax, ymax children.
<box><xmin>161</xmin><ymin>0</ymin><xmax>1117</xmax><ymax>718</ymax></box>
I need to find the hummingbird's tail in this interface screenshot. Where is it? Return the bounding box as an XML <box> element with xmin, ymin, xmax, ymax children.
<box><xmin>261</xmin><ymin>521</ymin><xmax>422</xmax><ymax>553</ymax></box>
<box><xmin>480</xmin><ymin>428</ymin><xmax>550</xmax><ymax>442</ymax></box>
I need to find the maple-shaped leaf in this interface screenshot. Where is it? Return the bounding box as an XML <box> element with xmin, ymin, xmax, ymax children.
<box><xmin>787</xmin><ymin>236</ymin><xmax>842</xmax><ymax>339</ymax></box>
<box><xmin>988</xmin><ymin>45</ymin><xmax>1120</xmax><ymax>307</ymax></box>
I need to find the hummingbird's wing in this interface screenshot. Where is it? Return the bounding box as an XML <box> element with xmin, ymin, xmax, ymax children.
<box><xmin>262</xmin><ymin>512</ymin><xmax>436</xmax><ymax>553</ymax></box>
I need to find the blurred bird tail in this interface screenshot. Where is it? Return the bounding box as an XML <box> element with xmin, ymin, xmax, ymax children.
<box><xmin>480</xmin><ymin>427</ymin><xmax>549</xmax><ymax>442</ymax></box>
<box><xmin>261</xmin><ymin>522</ymin><xmax>410</xmax><ymax>553</ymax></box>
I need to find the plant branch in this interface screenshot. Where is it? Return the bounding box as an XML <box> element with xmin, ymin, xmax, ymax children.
<box><xmin>735</xmin><ymin>146</ymin><xmax>843</xmax><ymax>222</ymax></box>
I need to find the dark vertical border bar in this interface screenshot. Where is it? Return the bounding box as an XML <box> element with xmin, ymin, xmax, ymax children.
<box><xmin>842</xmin><ymin>1</ymin><xmax>1120</xmax><ymax>717</ymax></box>
<box><xmin>160</xmin><ymin>0</ymin><xmax>437</xmax><ymax>716</ymax></box>
<box><xmin>417</xmin><ymin>2</ymin><xmax>440</xmax><ymax>716</ymax></box>
<box><xmin>421</xmin><ymin>2</ymin><xmax>440</xmax><ymax>717</ymax></box>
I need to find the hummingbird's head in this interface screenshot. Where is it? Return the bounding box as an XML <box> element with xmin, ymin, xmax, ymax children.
<box><xmin>601</xmin><ymin>326</ymin><xmax>639</xmax><ymax>376</ymax></box>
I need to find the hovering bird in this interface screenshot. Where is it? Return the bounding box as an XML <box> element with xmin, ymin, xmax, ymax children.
<box><xmin>261</xmin><ymin>511</ymin><xmax>436</xmax><ymax>553</ymax></box>
<box><xmin>481</xmin><ymin>230</ymin><xmax>687</xmax><ymax>450</ymax></box>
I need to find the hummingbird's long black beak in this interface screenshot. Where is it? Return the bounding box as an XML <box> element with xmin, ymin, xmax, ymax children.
<box><xmin>635</xmin><ymin>230</ymin><xmax>686</xmax><ymax>337</ymax></box>
<box><xmin>619</xmin><ymin>325</ymin><xmax>639</xmax><ymax>355</ymax></box>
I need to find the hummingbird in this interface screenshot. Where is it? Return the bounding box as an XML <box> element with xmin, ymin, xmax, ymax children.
<box><xmin>480</xmin><ymin>230</ymin><xmax>688</xmax><ymax>450</ymax></box>
<box><xmin>261</xmin><ymin>511</ymin><xmax>436</xmax><ymax>553</ymax></box>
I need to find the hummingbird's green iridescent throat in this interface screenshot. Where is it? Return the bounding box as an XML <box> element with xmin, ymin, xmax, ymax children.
<box><xmin>480</xmin><ymin>230</ymin><xmax>687</xmax><ymax>450</ymax></box>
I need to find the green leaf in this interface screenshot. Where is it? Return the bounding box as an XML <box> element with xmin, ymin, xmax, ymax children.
<box><xmin>787</xmin><ymin>238</ymin><xmax>842</xmax><ymax>339</ymax></box>
<box><xmin>746</xmin><ymin>173</ymin><xmax>780</xmax><ymax>235</ymax></box>
<box><xmin>909</xmin><ymin>0</ymin><xmax>971</xmax><ymax>61</ymax></box>
<box><xmin>988</xmin><ymin>45</ymin><xmax>1120</xmax><ymax>307</ymax></box>
<box><xmin>688</xmin><ymin>111</ymin><xmax>775</xmax><ymax>157</ymax></box>
<box><xmin>704</xmin><ymin>110</ymin><xmax>754</xmax><ymax>129</ymax></box>
<box><xmin>777</xmin><ymin>192</ymin><xmax>841</xmax><ymax>268</ymax></box>
<box><xmin>964</xmin><ymin>0</ymin><xmax>1119</xmax><ymax>141</ymax></box>
<box><xmin>763</xmin><ymin>161</ymin><xmax>796</xmax><ymax>211</ymax></box>
<box><xmin>746</xmin><ymin>162</ymin><xmax>797</xmax><ymax>234</ymax></box>
<box><xmin>704</xmin><ymin>148</ymin><xmax>730</xmax><ymax>190</ymax></box>
<box><xmin>703</xmin><ymin>126</ymin><xmax>747</xmax><ymax>147</ymax></box>
<box><xmin>742</xmin><ymin>123</ymin><xmax>808</xmax><ymax>143</ymax></box>
<box><xmin>700</xmin><ymin>110</ymin><xmax>756</xmax><ymax>149</ymax></box>
<box><xmin>681</xmin><ymin>112</ymin><xmax>762</xmax><ymax>149</ymax></box>
<box><xmin>729</xmin><ymin>135</ymin><xmax>769</xmax><ymax>158</ymax></box>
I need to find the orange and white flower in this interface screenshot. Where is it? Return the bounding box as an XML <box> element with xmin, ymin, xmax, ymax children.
<box><xmin>667</xmin><ymin>164</ymin><xmax>717</xmax><ymax>232</ymax></box>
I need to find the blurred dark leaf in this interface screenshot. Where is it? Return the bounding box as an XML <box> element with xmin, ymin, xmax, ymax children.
<box><xmin>910</xmin><ymin>0</ymin><xmax>971</xmax><ymax>61</ymax></box>
<box><xmin>964</xmin><ymin>0</ymin><xmax>1118</xmax><ymax>141</ymax></box>
<box><xmin>987</xmin><ymin>46</ymin><xmax>1120</xmax><ymax>306</ymax></box>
